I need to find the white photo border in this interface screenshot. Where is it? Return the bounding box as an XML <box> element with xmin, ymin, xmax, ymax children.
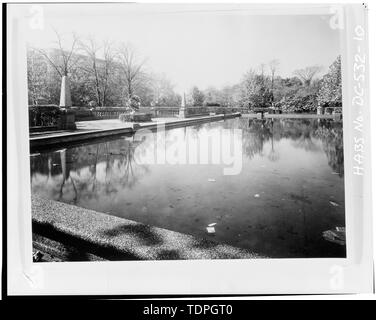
<box><xmin>6</xmin><ymin>2</ymin><xmax>373</xmax><ymax>295</ymax></box>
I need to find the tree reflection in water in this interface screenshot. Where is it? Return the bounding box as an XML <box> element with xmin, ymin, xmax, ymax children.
<box><xmin>31</xmin><ymin>117</ymin><xmax>344</xmax><ymax>205</ymax></box>
<box><xmin>59</xmin><ymin>149</ymin><xmax>78</xmax><ymax>203</ymax></box>
<box><xmin>267</xmin><ymin>120</ymin><xmax>280</xmax><ymax>162</ymax></box>
<box><xmin>30</xmin><ymin>136</ymin><xmax>148</xmax><ymax>204</ymax></box>
<box><xmin>242</xmin><ymin>118</ymin><xmax>344</xmax><ymax>176</ymax></box>
<box><xmin>30</xmin><ymin>117</ymin><xmax>345</xmax><ymax>258</ymax></box>
<box><xmin>313</xmin><ymin>119</ymin><xmax>344</xmax><ymax>177</ymax></box>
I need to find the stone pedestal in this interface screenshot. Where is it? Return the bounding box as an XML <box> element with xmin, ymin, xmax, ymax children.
<box><xmin>58</xmin><ymin>109</ymin><xmax>76</xmax><ymax>130</ymax></box>
<box><xmin>178</xmin><ymin>107</ymin><xmax>187</xmax><ymax>118</ymax></box>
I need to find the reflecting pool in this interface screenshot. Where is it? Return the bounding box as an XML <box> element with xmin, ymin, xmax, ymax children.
<box><xmin>30</xmin><ymin>117</ymin><xmax>346</xmax><ymax>258</ymax></box>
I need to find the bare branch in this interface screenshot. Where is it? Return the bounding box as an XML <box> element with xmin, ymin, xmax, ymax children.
<box><xmin>269</xmin><ymin>59</ymin><xmax>280</xmax><ymax>76</ymax></box>
<box><xmin>116</xmin><ymin>43</ymin><xmax>147</xmax><ymax>98</ymax></box>
<box><xmin>293</xmin><ymin>65</ymin><xmax>323</xmax><ymax>86</ymax></box>
<box><xmin>49</xmin><ymin>28</ymin><xmax>80</xmax><ymax>76</ymax></box>
<box><xmin>52</xmin><ymin>27</ymin><xmax>68</xmax><ymax>71</ymax></box>
<box><xmin>66</xmin><ymin>32</ymin><xmax>79</xmax><ymax>71</ymax></box>
<box><xmin>35</xmin><ymin>47</ymin><xmax>63</xmax><ymax>77</ymax></box>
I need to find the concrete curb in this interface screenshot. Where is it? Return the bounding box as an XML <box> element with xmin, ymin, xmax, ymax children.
<box><xmin>32</xmin><ymin>196</ymin><xmax>265</xmax><ymax>261</ymax></box>
<box><xmin>30</xmin><ymin>113</ymin><xmax>241</xmax><ymax>151</ymax></box>
<box><xmin>241</xmin><ymin>113</ymin><xmax>339</xmax><ymax>119</ymax></box>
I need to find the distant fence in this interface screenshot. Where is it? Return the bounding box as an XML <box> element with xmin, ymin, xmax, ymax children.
<box><xmin>87</xmin><ymin>106</ymin><xmax>219</xmax><ymax>120</ymax></box>
<box><xmin>91</xmin><ymin>107</ymin><xmax>129</xmax><ymax>119</ymax></box>
<box><xmin>68</xmin><ymin>106</ymin><xmax>253</xmax><ymax>122</ymax></box>
<box><xmin>152</xmin><ymin>107</ymin><xmax>179</xmax><ymax>117</ymax></box>
<box><xmin>147</xmin><ymin>106</ymin><xmax>249</xmax><ymax>117</ymax></box>
<box><xmin>29</xmin><ymin>105</ymin><xmax>268</xmax><ymax>127</ymax></box>
<box><xmin>30</xmin><ymin>104</ymin><xmax>342</xmax><ymax>129</ymax></box>
<box><xmin>141</xmin><ymin>106</ymin><xmax>210</xmax><ymax>118</ymax></box>
<box><xmin>148</xmin><ymin>107</ymin><xmax>210</xmax><ymax>118</ymax></box>
<box><xmin>207</xmin><ymin>106</ymin><xmax>251</xmax><ymax>114</ymax></box>
<box><xmin>148</xmin><ymin>106</ymin><xmax>238</xmax><ymax>117</ymax></box>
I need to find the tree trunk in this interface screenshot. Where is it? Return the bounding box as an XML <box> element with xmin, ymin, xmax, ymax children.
<box><xmin>128</xmin><ymin>80</ymin><xmax>133</xmax><ymax>98</ymax></box>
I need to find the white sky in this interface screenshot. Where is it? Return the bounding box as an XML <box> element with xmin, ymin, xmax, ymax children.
<box><xmin>25</xmin><ymin>3</ymin><xmax>341</xmax><ymax>92</ymax></box>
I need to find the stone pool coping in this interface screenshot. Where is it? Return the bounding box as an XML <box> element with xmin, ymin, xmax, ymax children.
<box><xmin>242</xmin><ymin>113</ymin><xmax>339</xmax><ymax>119</ymax></box>
<box><xmin>32</xmin><ymin>196</ymin><xmax>266</xmax><ymax>261</ymax></box>
<box><xmin>30</xmin><ymin>113</ymin><xmax>240</xmax><ymax>151</ymax></box>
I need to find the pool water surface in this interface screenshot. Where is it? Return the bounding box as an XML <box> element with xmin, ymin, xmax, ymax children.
<box><xmin>30</xmin><ymin>117</ymin><xmax>346</xmax><ymax>258</ymax></box>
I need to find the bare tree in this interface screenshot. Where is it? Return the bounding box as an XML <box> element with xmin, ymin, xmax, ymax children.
<box><xmin>117</xmin><ymin>43</ymin><xmax>147</xmax><ymax>99</ymax></box>
<box><xmin>27</xmin><ymin>47</ymin><xmax>48</xmax><ymax>105</ymax></box>
<box><xmin>79</xmin><ymin>37</ymin><xmax>102</xmax><ymax>106</ymax></box>
<box><xmin>293</xmin><ymin>65</ymin><xmax>322</xmax><ymax>86</ymax></box>
<box><xmin>268</xmin><ymin>59</ymin><xmax>280</xmax><ymax>104</ymax></box>
<box><xmin>79</xmin><ymin>38</ymin><xmax>115</xmax><ymax>107</ymax></box>
<box><xmin>259</xmin><ymin>63</ymin><xmax>266</xmax><ymax>78</ymax></box>
<box><xmin>101</xmin><ymin>41</ymin><xmax>115</xmax><ymax>107</ymax></box>
<box><xmin>37</xmin><ymin>29</ymin><xmax>80</xmax><ymax>77</ymax></box>
<box><xmin>35</xmin><ymin>29</ymin><xmax>81</xmax><ymax>107</ymax></box>
<box><xmin>150</xmin><ymin>73</ymin><xmax>178</xmax><ymax>106</ymax></box>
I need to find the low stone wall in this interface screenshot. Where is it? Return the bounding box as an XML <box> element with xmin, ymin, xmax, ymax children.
<box><xmin>32</xmin><ymin>196</ymin><xmax>265</xmax><ymax>261</ymax></box>
<box><xmin>119</xmin><ymin>112</ymin><xmax>153</xmax><ymax>123</ymax></box>
<box><xmin>71</xmin><ymin>106</ymin><xmax>249</xmax><ymax>120</ymax></box>
<box><xmin>29</xmin><ymin>105</ymin><xmax>76</xmax><ymax>131</ymax></box>
<box><xmin>29</xmin><ymin>105</ymin><xmax>61</xmax><ymax>128</ymax></box>
<box><xmin>241</xmin><ymin>113</ymin><xmax>340</xmax><ymax>119</ymax></box>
